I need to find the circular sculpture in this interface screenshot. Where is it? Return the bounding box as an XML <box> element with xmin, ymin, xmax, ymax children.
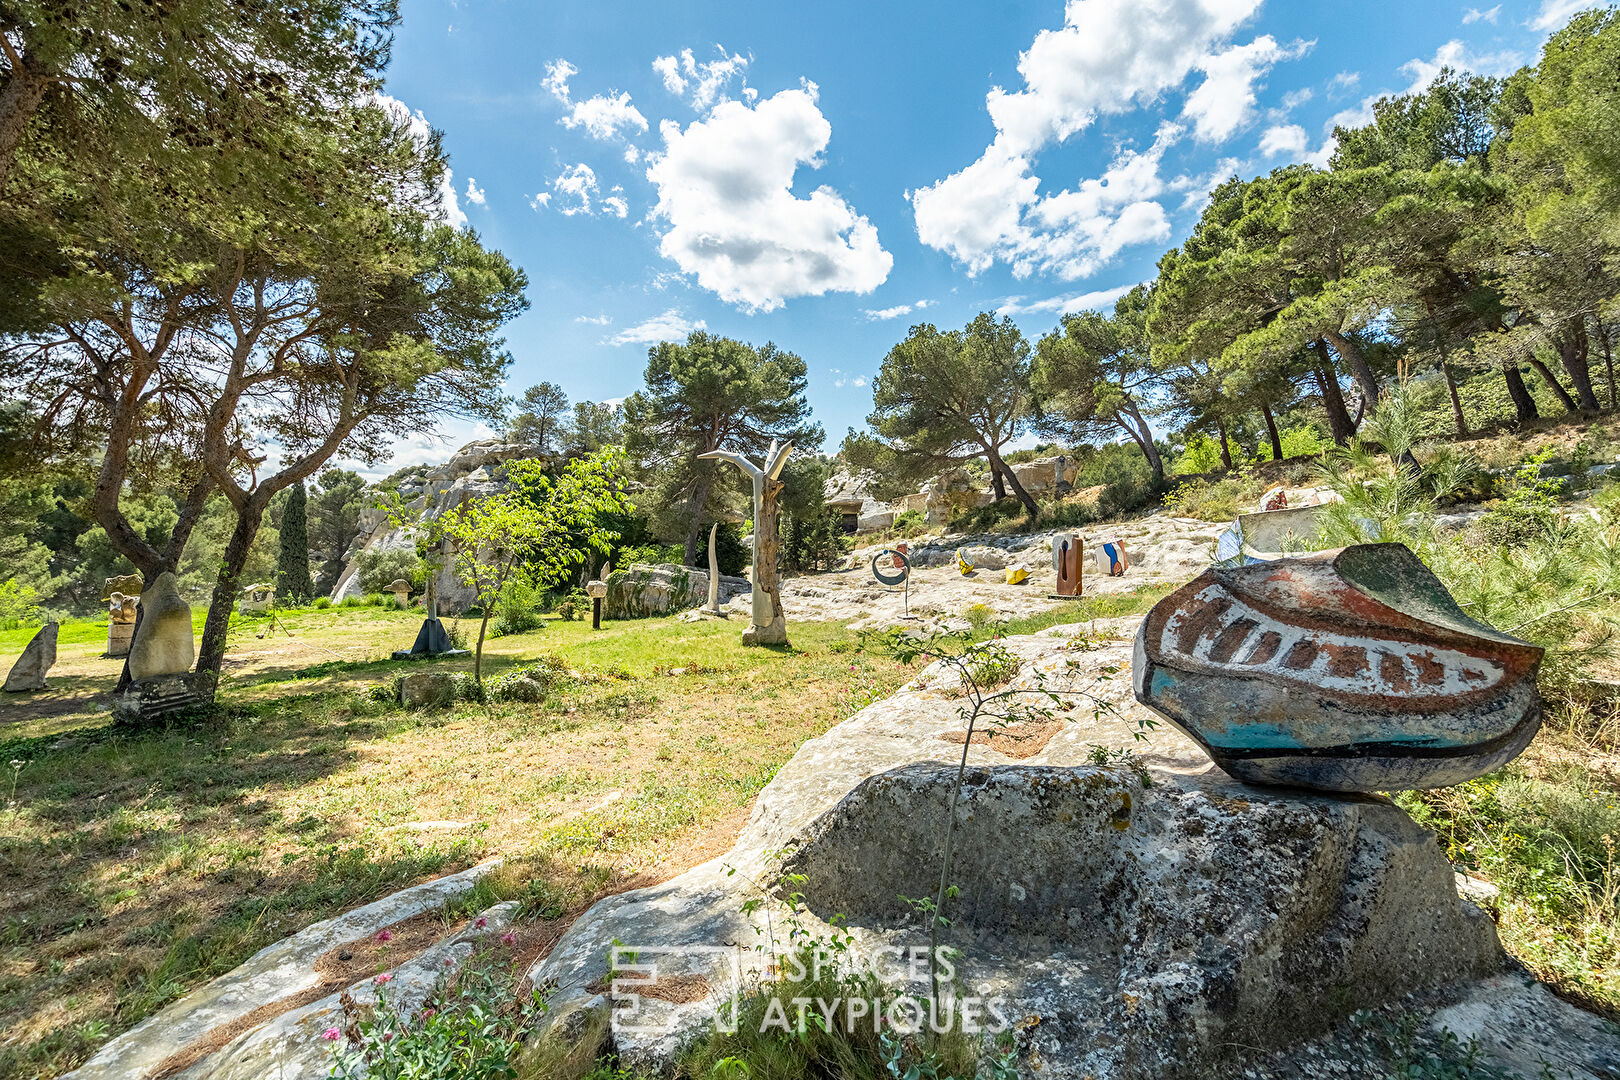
<box><xmin>871</xmin><ymin>549</ymin><xmax>910</xmax><ymax>587</ymax></box>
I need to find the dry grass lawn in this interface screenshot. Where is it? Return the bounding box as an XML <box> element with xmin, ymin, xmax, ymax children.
<box><xmin>0</xmin><ymin>606</ymin><xmax>920</xmax><ymax>1079</ymax></box>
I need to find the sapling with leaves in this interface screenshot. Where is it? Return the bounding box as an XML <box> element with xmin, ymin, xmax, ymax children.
<box><xmin>392</xmin><ymin>448</ymin><xmax>633</xmax><ymax>686</ymax></box>
<box><xmin>861</xmin><ymin>626</ymin><xmax>1150</xmax><ymax>1018</ymax></box>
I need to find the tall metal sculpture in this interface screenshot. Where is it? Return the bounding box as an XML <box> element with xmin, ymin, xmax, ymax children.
<box><xmin>698</xmin><ymin>440</ymin><xmax>793</xmax><ymax>646</ymax></box>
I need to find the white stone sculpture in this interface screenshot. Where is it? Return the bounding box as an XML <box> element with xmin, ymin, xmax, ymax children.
<box><xmin>698</xmin><ymin>440</ymin><xmax>793</xmax><ymax>645</ymax></box>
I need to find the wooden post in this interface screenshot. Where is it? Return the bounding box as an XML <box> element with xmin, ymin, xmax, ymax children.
<box><xmin>592</xmin><ymin>597</ymin><xmax>602</xmax><ymax>630</ymax></box>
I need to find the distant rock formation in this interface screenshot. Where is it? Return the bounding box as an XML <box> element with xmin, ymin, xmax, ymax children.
<box><xmin>329</xmin><ymin>440</ymin><xmax>544</xmax><ymax>613</ymax></box>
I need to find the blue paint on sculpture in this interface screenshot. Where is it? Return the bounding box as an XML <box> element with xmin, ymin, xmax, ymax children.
<box><xmin>1133</xmin><ymin>543</ymin><xmax>1544</xmax><ymax>792</ymax></box>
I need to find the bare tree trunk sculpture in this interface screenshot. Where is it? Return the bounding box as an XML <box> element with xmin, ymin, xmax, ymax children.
<box><xmin>699</xmin><ymin>440</ymin><xmax>793</xmax><ymax>646</ymax></box>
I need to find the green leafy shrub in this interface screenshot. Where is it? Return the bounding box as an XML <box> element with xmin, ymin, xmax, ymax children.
<box><xmin>1097</xmin><ymin>471</ymin><xmax>1162</xmax><ymax>519</ymax></box>
<box><xmin>330</xmin><ymin>950</ymin><xmax>547</xmax><ymax>1080</ymax></box>
<box><xmin>354</xmin><ymin>548</ymin><xmax>425</xmax><ymax>594</ymax></box>
<box><xmin>312</xmin><ymin>596</ymin><xmax>332</xmax><ymax>609</ymax></box>
<box><xmin>486</xmin><ymin>655</ymin><xmax>573</xmax><ymax>703</ymax></box>
<box><xmin>555</xmin><ymin>590</ymin><xmax>589</xmax><ymax>621</ymax></box>
<box><xmin>0</xmin><ymin>580</ymin><xmax>41</xmax><ymax>630</ymax></box>
<box><xmin>491</xmin><ymin>578</ymin><xmax>546</xmax><ymax>637</ymax></box>
<box><xmin>892</xmin><ymin>508</ymin><xmax>926</xmax><ymax>535</ymax></box>
<box><xmin>614</xmin><ymin>542</ymin><xmax>683</xmax><ymax>567</ymax></box>
<box><xmin>1160</xmin><ymin>478</ymin><xmax>1241</xmax><ymax>522</ymax></box>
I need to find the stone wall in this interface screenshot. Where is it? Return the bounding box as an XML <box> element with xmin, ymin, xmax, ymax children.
<box><xmin>604</xmin><ymin>562</ymin><xmax>750</xmax><ymax>619</ymax></box>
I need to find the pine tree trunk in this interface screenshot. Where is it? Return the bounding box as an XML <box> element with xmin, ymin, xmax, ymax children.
<box><xmin>196</xmin><ymin>493</ymin><xmax>273</xmax><ymax>686</ymax></box>
<box><xmin>989</xmin><ymin>465</ymin><xmax>1007</xmax><ymax>500</ymax></box>
<box><xmin>1527</xmin><ymin>356</ymin><xmax>1579</xmax><ymax>413</ymax></box>
<box><xmin>1600</xmin><ymin>319</ymin><xmax>1618</xmax><ymax>410</ymax></box>
<box><xmin>1441</xmin><ymin>362</ymin><xmax>1468</xmax><ymax>436</ymax></box>
<box><xmin>682</xmin><ymin>471</ymin><xmax>716</xmax><ymax>567</ymax></box>
<box><xmin>1558</xmin><ymin>328</ymin><xmax>1602</xmax><ymax>413</ymax></box>
<box><xmin>1311</xmin><ymin>341</ymin><xmax>1354</xmax><ymax>445</ymax></box>
<box><xmin>987</xmin><ymin>446</ymin><xmax>1039</xmax><ymax>520</ymax></box>
<box><xmin>1502</xmin><ymin>359</ymin><xmax>1539</xmax><ymax>423</ymax></box>
<box><xmin>1323</xmin><ymin>330</ymin><xmax>1380</xmax><ymax>405</ymax></box>
<box><xmin>1119</xmin><ymin>398</ymin><xmax>1164</xmax><ymax>480</ymax></box>
<box><xmin>1216</xmin><ymin>421</ymin><xmax>1234</xmax><ymax>471</ymax></box>
<box><xmin>1260</xmin><ymin>400</ymin><xmax>1284</xmax><ymax>461</ymax></box>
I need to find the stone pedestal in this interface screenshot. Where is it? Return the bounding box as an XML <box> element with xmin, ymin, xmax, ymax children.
<box><xmin>107</xmin><ymin>620</ymin><xmax>135</xmax><ymax>658</ymax></box>
<box><xmin>113</xmin><ymin>672</ymin><xmax>211</xmax><ymax>725</ymax></box>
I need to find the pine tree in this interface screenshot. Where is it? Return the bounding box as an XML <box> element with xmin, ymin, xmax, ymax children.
<box><xmin>276</xmin><ymin>482</ymin><xmax>315</xmax><ymax>604</ymax></box>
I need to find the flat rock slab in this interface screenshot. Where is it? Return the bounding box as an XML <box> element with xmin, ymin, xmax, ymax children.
<box><xmin>529</xmin><ymin>625</ymin><xmax>1611</xmax><ymax>1079</ymax></box>
<box><xmin>64</xmin><ymin>860</ymin><xmax>501</xmax><ymax>1080</ymax></box>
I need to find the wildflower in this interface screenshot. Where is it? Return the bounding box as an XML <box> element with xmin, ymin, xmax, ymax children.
<box><xmin>501</xmin><ymin>931</ymin><xmax>517</xmax><ymax>946</ymax></box>
<box><xmin>443</xmin><ymin>957</ymin><xmax>455</xmax><ymax>967</ymax></box>
<box><xmin>376</xmin><ymin>929</ymin><xmax>393</xmax><ymax>942</ymax></box>
<box><xmin>474</xmin><ymin>916</ymin><xmax>487</xmax><ymax>929</ymax></box>
<box><xmin>421</xmin><ymin>1007</ymin><xmax>437</xmax><ymax>1021</ymax></box>
<box><xmin>374</xmin><ymin>973</ymin><xmax>393</xmax><ymax>985</ymax></box>
<box><xmin>322</xmin><ymin>1027</ymin><xmax>341</xmax><ymax>1041</ymax></box>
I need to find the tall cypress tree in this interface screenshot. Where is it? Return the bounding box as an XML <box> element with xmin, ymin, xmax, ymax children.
<box><xmin>276</xmin><ymin>481</ymin><xmax>315</xmax><ymax>603</ymax></box>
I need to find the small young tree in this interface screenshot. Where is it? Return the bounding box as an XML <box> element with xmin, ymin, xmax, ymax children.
<box><xmin>275</xmin><ymin>481</ymin><xmax>315</xmax><ymax>603</ymax></box>
<box><xmin>426</xmin><ymin>448</ymin><xmax>632</xmax><ymax>685</ymax></box>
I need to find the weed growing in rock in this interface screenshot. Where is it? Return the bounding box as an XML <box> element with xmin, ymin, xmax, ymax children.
<box><xmin>858</xmin><ymin>627</ymin><xmax>1150</xmax><ymax>1016</ymax></box>
<box><xmin>329</xmin><ymin>946</ymin><xmax>548</xmax><ymax>1080</ymax></box>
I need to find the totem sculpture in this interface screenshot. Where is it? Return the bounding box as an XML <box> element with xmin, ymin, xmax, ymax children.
<box><xmin>704</xmin><ymin>522</ymin><xmax>724</xmax><ymax>616</ymax></box>
<box><xmin>699</xmin><ymin>440</ymin><xmax>793</xmax><ymax>646</ymax></box>
<box><xmin>1133</xmin><ymin>543</ymin><xmax>1544</xmax><ymax>793</ymax></box>
<box><xmin>1052</xmin><ymin>534</ymin><xmax>1083</xmax><ymax>597</ymax></box>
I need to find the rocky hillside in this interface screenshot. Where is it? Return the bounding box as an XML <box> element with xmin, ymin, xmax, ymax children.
<box><xmin>329</xmin><ymin>439</ymin><xmax>543</xmax><ymax>611</ymax></box>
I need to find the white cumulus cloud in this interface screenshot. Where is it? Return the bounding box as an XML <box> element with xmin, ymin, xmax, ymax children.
<box><xmin>1400</xmin><ymin>39</ymin><xmax>1522</xmax><ymax>95</ymax></box>
<box><xmin>575</xmin><ymin>314</ymin><xmax>613</xmax><ymax>326</ymax></box>
<box><xmin>644</xmin><ymin>83</ymin><xmax>892</xmax><ymax>312</ymax></box>
<box><xmin>864</xmin><ymin>300</ymin><xmax>934</xmax><ymax>321</ymax></box>
<box><xmin>545</xmin><ymin>57</ymin><xmax>648</xmax><ymax>142</ymax></box>
<box><xmin>996</xmin><ymin>283</ymin><xmax>1136</xmax><ymax>317</ymax></box>
<box><xmin>551</xmin><ymin>163</ymin><xmax>599</xmax><ymax>215</ymax></box>
<box><xmin>1463</xmin><ymin>5</ymin><xmax>1501</xmax><ymax>24</ymax></box>
<box><xmin>1531</xmin><ymin>0</ymin><xmax>1593</xmax><ymax>31</ymax></box>
<box><xmin>608</xmin><ymin>309</ymin><xmax>707</xmax><ymax>347</ymax></box>
<box><xmin>465</xmin><ymin>177</ymin><xmax>486</xmax><ymax>206</ymax></box>
<box><xmin>1183</xmin><ymin>36</ymin><xmax>1312</xmax><ymax>143</ymax></box>
<box><xmin>911</xmin><ymin>0</ymin><xmax>1294</xmax><ymax>281</ymax></box>
<box><xmin>653</xmin><ymin>47</ymin><xmax>754</xmax><ymax>111</ymax></box>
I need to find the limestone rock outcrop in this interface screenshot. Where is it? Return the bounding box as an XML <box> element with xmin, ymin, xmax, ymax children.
<box><xmin>527</xmin><ymin>626</ymin><xmax>1608</xmax><ymax>1079</ymax></box>
<box><xmin>4</xmin><ymin>620</ymin><xmax>57</xmax><ymax>691</ymax></box>
<box><xmin>329</xmin><ymin>439</ymin><xmax>543</xmax><ymax>611</ymax></box>
<box><xmin>128</xmin><ymin>572</ymin><xmax>193</xmax><ymax>679</ymax></box>
<box><xmin>605</xmin><ymin>562</ymin><xmax>750</xmax><ymax>619</ymax></box>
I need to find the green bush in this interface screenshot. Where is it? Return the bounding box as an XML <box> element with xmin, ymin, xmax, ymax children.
<box><xmin>892</xmin><ymin>508</ymin><xmax>926</xmax><ymax>535</ymax></box>
<box><xmin>312</xmin><ymin>596</ymin><xmax>331</xmax><ymax>609</ymax></box>
<box><xmin>354</xmin><ymin>547</ymin><xmax>424</xmax><ymax>594</ymax></box>
<box><xmin>0</xmin><ymin>579</ymin><xmax>41</xmax><ymax>630</ymax></box>
<box><xmin>1097</xmin><ymin>471</ymin><xmax>1162</xmax><ymax>519</ymax></box>
<box><xmin>491</xmin><ymin>578</ymin><xmax>546</xmax><ymax>637</ymax></box>
<box><xmin>555</xmin><ymin>590</ymin><xmax>588</xmax><ymax>621</ymax></box>
<box><xmin>486</xmin><ymin>655</ymin><xmax>574</xmax><ymax>703</ymax></box>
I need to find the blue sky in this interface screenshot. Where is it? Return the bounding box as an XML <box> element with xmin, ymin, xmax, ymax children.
<box><xmin>352</xmin><ymin>0</ymin><xmax>1596</xmax><ymax>474</ymax></box>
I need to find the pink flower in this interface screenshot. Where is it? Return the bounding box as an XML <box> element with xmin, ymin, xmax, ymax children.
<box><xmin>374</xmin><ymin>973</ymin><xmax>393</xmax><ymax>985</ymax></box>
<box><xmin>322</xmin><ymin>1027</ymin><xmax>341</xmax><ymax>1041</ymax></box>
<box><xmin>501</xmin><ymin>931</ymin><xmax>517</xmax><ymax>946</ymax></box>
<box><xmin>474</xmin><ymin>917</ymin><xmax>487</xmax><ymax>929</ymax></box>
<box><xmin>421</xmin><ymin>1007</ymin><xmax>437</xmax><ymax>1021</ymax></box>
<box><xmin>376</xmin><ymin>929</ymin><xmax>393</xmax><ymax>942</ymax></box>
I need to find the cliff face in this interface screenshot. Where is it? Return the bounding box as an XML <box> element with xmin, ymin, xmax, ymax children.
<box><xmin>329</xmin><ymin>439</ymin><xmax>544</xmax><ymax>613</ymax></box>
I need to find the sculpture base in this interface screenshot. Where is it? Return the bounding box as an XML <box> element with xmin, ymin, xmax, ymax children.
<box><xmin>113</xmin><ymin>672</ymin><xmax>213</xmax><ymax>725</ymax></box>
<box><xmin>106</xmin><ymin>621</ymin><xmax>135</xmax><ymax>658</ymax></box>
<box><xmin>742</xmin><ymin>616</ymin><xmax>788</xmax><ymax>647</ymax></box>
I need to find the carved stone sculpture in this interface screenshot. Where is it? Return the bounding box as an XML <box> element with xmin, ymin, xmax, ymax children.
<box><xmin>128</xmin><ymin>572</ymin><xmax>195</xmax><ymax>680</ymax></box>
<box><xmin>4</xmin><ymin>621</ymin><xmax>57</xmax><ymax>692</ymax></box>
<box><xmin>1133</xmin><ymin>543</ymin><xmax>1543</xmax><ymax>792</ymax></box>
<box><xmin>107</xmin><ymin>592</ymin><xmax>138</xmax><ymax>657</ymax></box>
<box><xmin>698</xmin><ymin>440</ymin><xmax>793</xmax><ymax>646</ymax></box>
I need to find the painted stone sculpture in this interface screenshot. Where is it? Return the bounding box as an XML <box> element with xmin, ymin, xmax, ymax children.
<box><xmin>1133</xmin><ymin>543</ymin><xmax>1543</xmax><ymax>792</ymax></box>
